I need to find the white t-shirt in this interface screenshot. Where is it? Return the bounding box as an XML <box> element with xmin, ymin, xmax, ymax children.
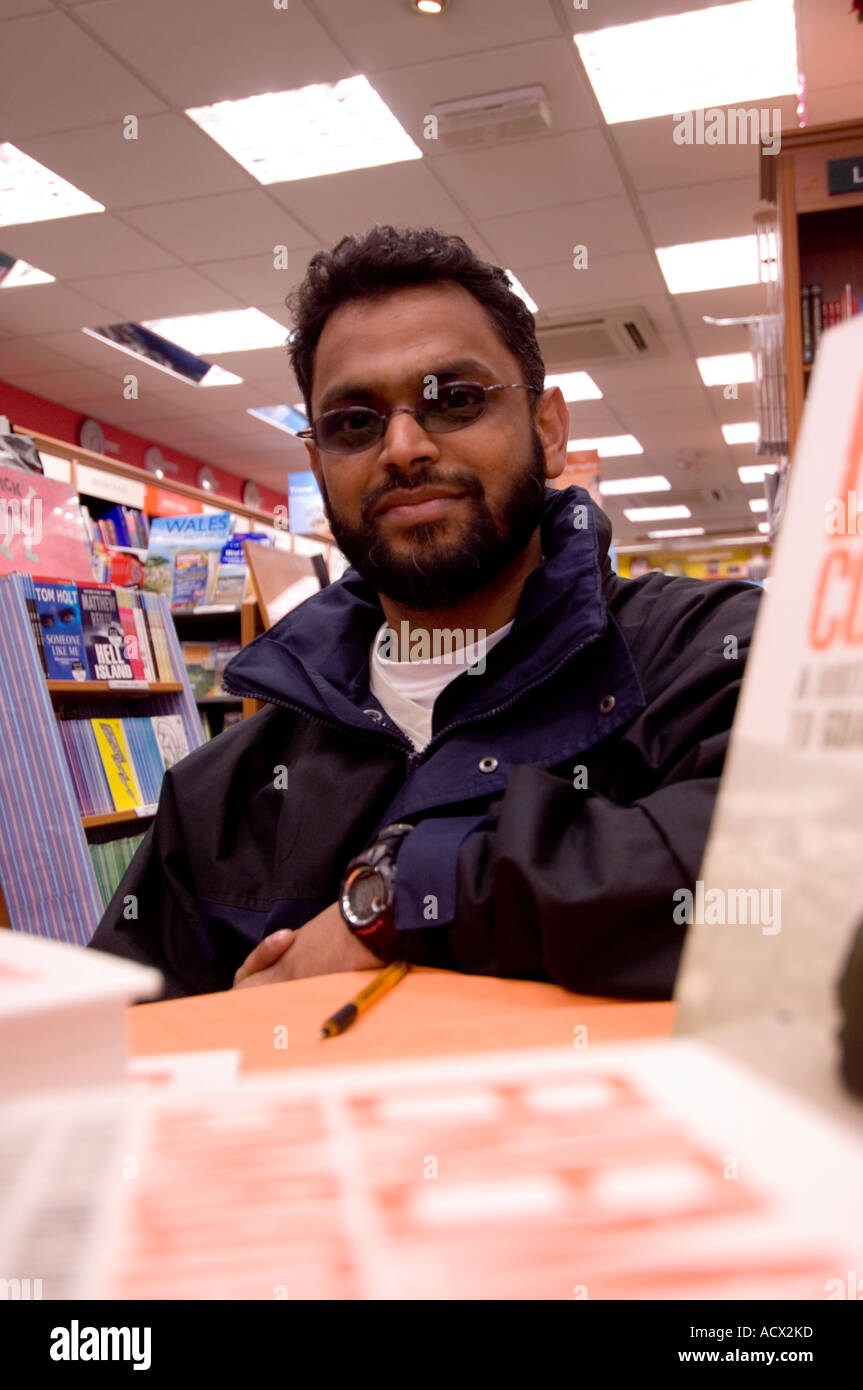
<box><xmin>369</xmin><ymin>619</ymin><xmax>513</xmax><ymax>751</ymax></box>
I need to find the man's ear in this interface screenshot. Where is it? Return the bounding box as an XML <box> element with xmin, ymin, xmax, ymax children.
<box><xmin>304</xmin><ymin>439</ymin><xmax>323</xmax><ymax>490</ymax></box>
<box><xmin>534</xmin><ymin>386</ymin><xmax>570</xmax><ymax>482</ymax></box>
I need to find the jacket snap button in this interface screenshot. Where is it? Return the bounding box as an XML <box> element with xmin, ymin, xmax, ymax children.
<box><xmin>599</xmin><ymin>695</ymin><xmax>616</xmax><ymax>715</ymax></box>
<box><xmin>363</xmin><ymin>708</ymin><xmax>383</xmax><ymax>722</ymax></box>
<box><xmin>478</xmin><ymin>756</ymin><xmax>498</xmax><ymax>773</ymax></box>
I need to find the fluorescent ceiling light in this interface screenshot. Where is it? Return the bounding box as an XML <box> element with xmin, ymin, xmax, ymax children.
<box><xmin>723</xmin><ymin>420</ymin><xmax>759</xmax><ymax>444</ymax></box>
<box><xmin>544</xmin><ymin>371</ymin><xmax>602</xmax><ymax>401</ymax></box>
<box><xmin>656</xmin><ymin>236</ymin><xmax>759</xmax><ymax>294</ymax></box>
<box><xmin>749</xmin><ymin>497</ymin><xmax>768</xmax><ymax>512</ymax></box>
<box><xmin>505</xmin><ymin>270</ymin><xmax>538</xmax><ymax>313</ymax></box>
<box><xmin>758</xmin><ymin>521</ymin><xmax>770</xmax><ymax>533</ymax></box>
<box><xmin>186</xmin><ymin>76</ymin><xmax>422</xmax><ymax>184</ymax></box>
<box><xmin>685</xmin><ymin>532</ymin><xmax>764</xmax><ymax>547</ymax></box>
<box><xmin>0</xmin><ymin>251</ymin><xmax>53</xmax><ymax>288</ymax></box>
<box><xmin>624</xmin><ymin>505</ymin><xmax>691</xmax><ymax>522</ymax></box>
<box><xmin>142</xmin><ymin>309</ymin><xmax>286</xmax><ymax>355</ymax></box>
<box><xmin>738</xmin><ymin>463</ymin><xmax>776</xmax><ymax>484</ymax></box>
<box><xmin>0</xmin><ymin>143</ymin><xmax>104</xmax><ymax>228</ymax></box>
<box><xmin>248</xmin><ymin>404</ymin><xmax>308</xmax><ymax>436</ymax></box>
<box><xmin>568</xmin><ymin>435</ymin><xmax>643</xmax><ymax>457</ymax></box>
<box><xmin>573</xmin><ymin>0</ymin><xmax>798</xmax><ymax>125</ymax></box>
<box><xmin>599</xmin><ymin>474</ymin><xmax>670</xmax><ymax>495</ymax></box>
<box><xmin>83</xmin><ymin>324</ymin><xmax>243</xmax><ymax>388</ymax></box>
<box><xmin>647</xmin><ymin>527</ymin><xmax>705</xmax><ymax>538</ymax></box>
<box><xmin>697</xmin><ymin>352</ymin><xmax>755</xmax><ymax>386</ymax></box>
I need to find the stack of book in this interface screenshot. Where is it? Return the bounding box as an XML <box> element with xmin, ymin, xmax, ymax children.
<box><xmin>182</xmin><ymin>639</ymin><xmax>241</xmax><ymax>700</ymax></box>
<box><xmin>80</xmin><ymin>504</ymin><xmax>150</xmax><ymax>551</ymax></box>
<box><xmin>801</xmin><ymin>282</ymin><xmax>860</xmax><ymax>363</ymax></box>
<box><xmin>57</xmin><ymin>712</ymin><xmax>190</xmax><ymax>816</ymax></box>
<box><xmin>89</xmin><ymin>833</ymin><xmax>146</xmax><ymax>907</ymax></box>
<box><xmin>4</xmin><ymin>574</ymin><xmax>178</xmax><ymax>683</ymax></box>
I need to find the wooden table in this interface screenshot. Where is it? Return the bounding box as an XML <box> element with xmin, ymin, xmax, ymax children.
<box><xmin>128</xmin><ymin>966</ymin><xmax>674</xmax><ymax>1074</ymax></box>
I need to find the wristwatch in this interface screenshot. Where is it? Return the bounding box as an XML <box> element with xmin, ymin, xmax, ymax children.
<box><xmin>339</xmin><ymin>822</ymin><xmax>413</xmax><ymax>962</ymax></box>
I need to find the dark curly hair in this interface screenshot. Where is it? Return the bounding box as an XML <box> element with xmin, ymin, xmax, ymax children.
<box><xmin>286</xmin><ymin>225</ymin><xmax>545</xmax><ymax>416</ymax></box>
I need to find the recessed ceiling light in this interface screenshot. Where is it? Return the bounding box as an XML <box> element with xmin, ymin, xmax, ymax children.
<box><xmin>624</xmin><ymin>505</ymin><xmax>691</xmax><ymax>522</ymax></box>
<box><xmin>83</xmin><ymin>323</ymin><xmax>243</xmax><ymax>388</ymax></box>
<box><xmin>573</xmin><ymin>0</ymin><xmax>798</xmax><ymax>125</ymax></box>
<box><xmin>0</xmin><ymin>250</ymin><xmax>53</xmax><ymax>288</ymax></box>
<box><xmin>568</xmin><ymin>435</ymin><xmax>643</xmax><ymax>457</ymax></box>
<box><xmin>738</xmin><ymin>463</ymin><xmax>776</xmax><ymax>483</ymax></box>
<box><xmin>544</xmin><ymin>371</ymin><xmax>602</xmax><ymax>401</ymax></box>
<box><xmin>0</xmin><ymin>143</ymin><xmax>104</xmax><ymax>227</ymax></box>
<box><xmin>248</xmin><ymin>405</ymin><xmax>309</xmax><ymax>436</ymax></box>
<box><xmin>758</xmin><ymin>521</ymin><xmax>770</xmax><ymax>533</ymax></box>
<box><xmin>697</xmin><ymin>352</ymin><xmax>755</xmax><ymax>386</ymax></box>
<box><xmin>647</xmin><ymin>527</ymin><xmax>706</xmax><ymax>538</ymax></box>
<box><xmin>141</xmin><ymin>309</ymin><xmax>286</xmax><ymax>355</ymax></box>
<box><xmin>505</xmin><ymin>271</ymin><xmax>538</xmax><ymax>313</ymax></box>
<box><xmin>599</xmin><ymin>475</ymin><xmax>670</xmax><ymax>495</ymax></box>
<box><xmin>749</xmin><ymin>497</ymin><xmax>768</xmax><ymax>512</ymax></box>
<box><xmin>656</xmin><ymin>236</ymin><xmax>760</xmax><ymax>294</ymax></box>
<box><xmin>722</xmin><ymin>421</ymin><xmax>759</xmax><ymax>444</ymax></box>
<box><xmin>186</xmin><ymin>76</ymin><xmax>422</xmax><ymax>184</ymax></box>
<box><xmin>413</xmin><ymin>0</ymin><xmax>447</xmax><ymax>12</ymax></box>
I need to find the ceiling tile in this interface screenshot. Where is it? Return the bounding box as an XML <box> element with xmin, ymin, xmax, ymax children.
<box><xmin>198</xmin><ymin>248</ymin><xmax>318</xmax><ymax>305</ymax></box>
<box><xmin>371</xmin><ymin>36</ymin><xmax>598</xmax><ymax>156</ymax></box>
<box><xmin>79</xmin><ymin>0</ymin><xmax>352</xmax><ymax>107</ymax></box>
<box><xmin>270</xmin><ymin>162</ymin><xmax>464</xmax><ymax>244</ymax></box>
<box><xmin>14</xmin><ymin>115</ymin><xmax>251</xmax><ymax>211</ymax></box>
<box><xmin>0</xmin><ymin>284</ymin><xmax>130</xmax><ymax>334</ymax></box>
<box><xmin>1</xmin><ymin>214</ymin><xmax>178</xmax><ymax>279</ymax></box>
<box><xmin>481</xmin><ymin>198</ymin><xmax>647</xmax><ymax>267</ymax></box>
<box><xmin>202</xmin><ymin>346</ymin><xmax>292</xmax><ymax>381</ymax></box>
<box><xmin>0</xmin><ymin>12</ymin><xmax>167</xmax><ymax>140</ymax></box>
<box><xmin>68</xmin><ymin>267</ymin><xmax>244</xmax><ymax>321</ymax></box>
<box><xmin>640</xmin><ymin>179</ymin><xmax>765</xmax><ymax>246</ymax></box>
<box><xmin>525</xmin><ymin>252</ymin><xmax>666</xmax><ymax>315</ymax></box>
<box><xmin>314</xmin><ymin>0</ymin><xmax>559</xmax><ymax>71</ymax></box>
<box><xmin>671</xmin><ymin>283</ymin><xmax>770</xmax><ymax>330</ymax></box>
<box><xmin>432</xmin><ymin>130</ymin><xmax>625</xmax><ymax>220</ymax></box>
<box><xmin>65</xmin><ymin>393</ymin><xmax>191</xmax><ymax>425</ymax></box>
<box><xmin>2</xmin><ymin>366</ymin><xmax>125</xmax><ymax>401</ymax></box>
<box><xmin>610</xmin><ymin>98</ymin><xmax>799</xmax><ymax>194</ymax></box>
<box><xmin>0</xmin><ymin>336</ymin><xmax>82</xmax><ymax>374</ymax></box>
<box><xmin>120</xmin><ymin>191</ymin><xmax>312</xmax><ymax>263</ymax></box>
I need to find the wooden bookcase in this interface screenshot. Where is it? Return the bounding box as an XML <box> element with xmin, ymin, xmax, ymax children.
<box><xmin>761</xmin><ymin>119</ymin><xmax>863</xmax><ymax>457</ymax></box>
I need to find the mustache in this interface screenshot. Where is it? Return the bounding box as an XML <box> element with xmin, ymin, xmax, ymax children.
<box><xmin>361</xmin><ymin>470</ymin><xmax>484</xmax><ymax>524</ymax></box>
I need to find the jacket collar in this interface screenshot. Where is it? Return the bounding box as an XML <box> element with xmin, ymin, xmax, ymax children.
<box><xmin>223</xmin><ymin>486</ymin><xmax>615</xmax><ymax>732</ymax></box>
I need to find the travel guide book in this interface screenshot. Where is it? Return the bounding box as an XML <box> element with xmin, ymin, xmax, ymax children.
<box><xmin>144</xmin><ymin>512</ymin><xmax>232</xmax><ymax>609</ymax></box>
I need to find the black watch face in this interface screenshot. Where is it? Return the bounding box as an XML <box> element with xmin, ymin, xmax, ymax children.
<box><xmin>349</xmin><ymin>868</ymin><xmax>386</xmax><ymax>925</ymax></box>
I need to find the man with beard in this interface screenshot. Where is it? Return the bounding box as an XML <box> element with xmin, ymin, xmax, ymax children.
<box><xmin>89</xmin><ymin>225</ymin><xmax>761</xmax><ymax>999</ymax></box>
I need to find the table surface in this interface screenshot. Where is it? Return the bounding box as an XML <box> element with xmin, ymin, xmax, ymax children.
<box><xmin>127</xmin><ymin>966</ymin><xmax>674</xmax><ymax>1074</ymax></box>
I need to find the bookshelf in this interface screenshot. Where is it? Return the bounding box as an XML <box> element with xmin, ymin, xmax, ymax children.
<box><xmin>0</xmin><ymin>580</ymin><xmax>204</xmax><ymax>946</ymax></box>
<box><xmin>11</xmin><ymin>423</ymin><xmax>336</xmax><ymax>725</ymax></box>
<box><xmin>760</xmin><ymin>119</ymin><xmax>863</xmax><ymax>456</ymax></box>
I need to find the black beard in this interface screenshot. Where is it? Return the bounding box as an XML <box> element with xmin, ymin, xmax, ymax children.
<box><xmin>318</xmin><ymin>431</ymin><xmax>548</xmax><ymax>610</ymax></box>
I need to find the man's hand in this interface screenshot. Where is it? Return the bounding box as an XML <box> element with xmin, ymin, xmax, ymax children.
<box><xmin>232</xmin><ymin>903</ymin><xmax>383</xmax><ymax>989</ymax></box>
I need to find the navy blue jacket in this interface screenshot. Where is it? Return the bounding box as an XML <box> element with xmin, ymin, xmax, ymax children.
<box><xmin>89</xmin><ymin>487</ymin><xmax>761</xmax><ymax>1000</ymax></box>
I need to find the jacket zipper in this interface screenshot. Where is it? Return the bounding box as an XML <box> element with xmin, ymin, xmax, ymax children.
<box><xmin>223</xmin><ymin>624</ymin><xmax>601</xmax><ymax>776</ymax></box>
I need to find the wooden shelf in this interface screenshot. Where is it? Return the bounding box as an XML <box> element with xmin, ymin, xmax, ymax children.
<box><xmin>81</xmin><ymin>806</ymin><xmax>158</xmax><ymax>829</ymax></box>
<box><xmin>47</xmin><ymin>680</ymin><xmax>182</xmax><ymax>697</ymax></box>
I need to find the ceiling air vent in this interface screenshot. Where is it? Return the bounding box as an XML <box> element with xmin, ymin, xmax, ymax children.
<box><xmin>536</xmin><ymin>306</ymin><xmax>665</xmax><ymax>368</ymax></box>
<box><xmin>432</xmin><ymin>87</ymin><xmax>552</xmax><ymax>151</ymax></box>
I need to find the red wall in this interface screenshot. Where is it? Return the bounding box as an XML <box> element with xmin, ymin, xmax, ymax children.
<box><xmin>0</xmin><ymin>379</ymin><xmax>286</xmax><ymax>517</ymax></box>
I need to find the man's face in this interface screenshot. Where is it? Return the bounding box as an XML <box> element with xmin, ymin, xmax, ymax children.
<box><xmin>303</xmin><ymin>282</ymin><xmax>563</xmax><ymax>610</ymax></box>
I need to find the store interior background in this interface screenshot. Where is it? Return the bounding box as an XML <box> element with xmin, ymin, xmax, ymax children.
<box><xmin>0</xmin><ymin>0</ymin><xmax>860</xmax><ymax>580</ymax></box>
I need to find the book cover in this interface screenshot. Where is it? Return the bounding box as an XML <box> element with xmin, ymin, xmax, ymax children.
<box><xmin>144</xmin><ymin>512</ymin><xmax>232</xmax><ymax>609</ymax></box>
<box><xmin>140</xmin><ymin>592</ymin><xmax>173</xmax><ymax>682</ymax></box>
<box><xmin>114</xmin><ymin>587</ymin><xmax>146</xmax><ymax>682</ymax></box>
<box><xmin>78</xmin><ymin>584</ymin><xmax>134</xmax><ymax>681</ymax></box>
<box><xmin>91</xmin><ymin>717</ymin><xmax>141</xmax><ymax>811</ymax></box>
<box><xmin>150</xmin><ymin>715</ymin><xmax>190</xmax><ymax>771</ymax></box>
<box><xmin>131</xmin><ymin>602</ymin><xmax>156</xmax><ymax>683</ymax></box>
<box><xmin>33</xmin><ymin>578</ymin><xmax>87</xmax><ymax>681</ymax></box>
<box><xmin>674</xmin><ymin>312</ymin><xmax>863</xmax><ymax>1120</ymax></box>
